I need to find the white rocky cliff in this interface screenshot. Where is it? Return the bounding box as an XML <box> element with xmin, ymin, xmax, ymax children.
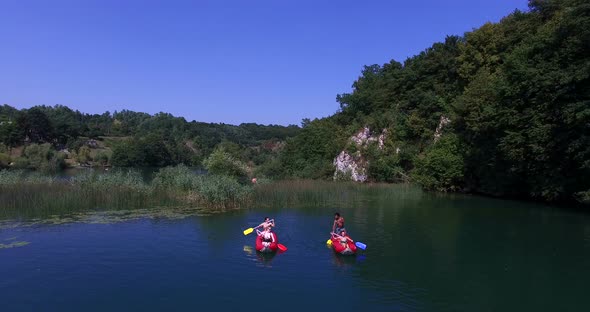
<box><xmin>333</xmin><ymin>127</ymin><xmax>387</xmax><ymax>182</ymax></box>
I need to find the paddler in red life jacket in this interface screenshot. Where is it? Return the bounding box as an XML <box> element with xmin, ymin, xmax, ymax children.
<box><xmin>332</xmin><ymin>212</ymin><xmax>345</xmax><ymax>235</ymax></box>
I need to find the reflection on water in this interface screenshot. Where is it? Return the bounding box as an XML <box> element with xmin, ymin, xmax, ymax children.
<box><xmin>0</xmin><ymin>240</ymin><xmax>30</xmax><ymax>249</ymax></box>
<box><xmin>0</xmin><ymin>206</ymin><xmax>212</xmax><ymax>230</ymax></box>
<box><xmin>331</xmin><ymin>252</ymin><xmax>358</xmax><ymax>268</ymax></box>
<box><xmin>243</xmin><ymin>245</ymin><xmax>283</xmax><ymax>268</ymax></box>
<box><xmin>1</xmin><ymin>182</ymin><xmax>590</xmax><ymax>311</ymax></box>
<box><xmin>255</xmin><ymin>251</ymin><xmax>278</xmax><ymax>267</ymax></box>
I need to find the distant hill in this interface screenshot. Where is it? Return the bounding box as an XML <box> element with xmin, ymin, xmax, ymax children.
<box><xmin>0</xmin><ymin>104</ymin><xmax>300</xmax><ymax>172</ymax></box>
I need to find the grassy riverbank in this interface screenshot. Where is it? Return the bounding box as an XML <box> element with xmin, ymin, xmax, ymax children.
<box><xmin>0</xmin><ymin>166</ymin><xmax>414</xmax><ymax>220</ymax></box>
<box><xmin>0</xmin><ymin>166</ymin><xmax>250</xmax><ymax>217</ymax></box>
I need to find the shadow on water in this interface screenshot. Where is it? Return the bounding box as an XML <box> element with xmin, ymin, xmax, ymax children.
<box><xmin>256</xmin><ymin>251</ymin><xmax>278</xmax><ymax>266</ymax></box>
<box><xmin>242</xmin><ymin>245</ymin><xmax>278</xmax><ymax>267</ymax></box>
<box><xmin>331</xmin><ymin>252</ymin><xmax>358</xmax><ymax>268</ymax></box>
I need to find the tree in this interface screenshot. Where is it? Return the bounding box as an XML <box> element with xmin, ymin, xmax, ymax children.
<box><xmin>203</xmin><ymin>147</ymin><xmax>248</xmax><ymax>178</ymax></box>
<box><xmin>412</xmin><ymin>135</ymin><xmax>464</xmax><ymax>192</ymax></box>
<box><xmin>18</xmin><ymin>108</ymin><xmax>54</xmax><ymax>143</ymax></box>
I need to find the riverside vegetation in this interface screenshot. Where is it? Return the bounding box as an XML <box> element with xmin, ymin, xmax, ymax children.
<box><xmin>0</xmin><ymin>165</ymin><xmax>408</xmax><ymax>223</ymax></box>
<box><xmin>1</xmin><ymin>0</ymin><xmax>588</xmax><ymax>207</ymax></box>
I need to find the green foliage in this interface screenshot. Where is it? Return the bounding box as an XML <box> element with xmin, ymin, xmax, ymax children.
<box><xmin>412</xmin><ymin>135</ymin><xmax>464</xmax><ymax>192</ymax></box>
<box><xmin>202</xmin><ymin>147</ymin><xmax>248</xmax><ymax>178</ymax></box>
<box><xmin>254</xmin><ymin>158</ymin><xmax>283</xmax><ymax>179</ymax></box>
<box><xmin>12</xmin><ymin>157</ymin><xmax>30</xmax><ymax>169</ymax></box>
<box><xmin>278</xmin><ymin>0</ymin><xmax>589</xmax><ymax>204</ymax></box>
<box><xmin>71</xmin><ymin>169</ymin><xmax>148</xmax><ymax>192</ymax></box>
<box><xmin>279</xmin><ymin>117</ymin><xmax>346</xmax><ymax>179</ymax></box>
<box><xmin>111</xmin><ymin>135</ymin><xmax>173</xmax><ymax>167</ymax></box>
<box><xmin>40</xmin><ymin>105</ymin><xmax>82</xmax><ymax>144</ymax></box>
<box><xmin>0</xmin><ymin>117</ymin><xmax>22</xmax><ymax>147</ymax></box>
<box><xmin>23</xmin><ymin>143</ymin><xmax>54</xmax><ymax>170</ymax></box>
<box><xmin>152</xmin><ymin>165</ymin><xmax>196</xmax><ymax>192</ymax></box>
<box><xmin>152</xmin><ymin>165</ymin><xmax>253</xmax><ymax>208</ymax></box>
<box><xmin>95</xmin><ymin>151</ymin><xmax>110</xmax><ymax>166</ymax></box>
<box><xmin>18</xmin><ymin>107</ymin><xmax>54</xmax><ymax>143</ymax></box>
<box><xmin>191</xmin><ymin>174</ymin><xmax>252</xmax><ymax>206</ymax></box>
<box><xmin>368</xmin><ymin>154</ymin><xmax>403</xmax><ymax>183</ymax></box>
<box><xmin>0</xmin><ymin>104</ymin><xmax>301</xmax><ymax>171</ymax></box>
<box><xmin>0</xmin><ymin>153</ymin><xmax>11</xmax><ymax>169</ymax></box>
<box><xmin>42</xmin><ymin>153</ymin><xmax>66</xmax><ymax>174</ymax></box>
<box><xmin>0</xmin><ymin>170</ymin><xmax>55</xmax><ymax>185</ymax></box>
<box><xmin>66</xmin><ymin>138</ymin><xmax>87</xmax><ymax>152</ymax></box>
<box><xmin>1</xmin><ymin>0</ymin><xmax>587</xmax><ymax>205</ymax></box>
<box><xmin>111</xmin><ymin>139</ymin><xmax>142</xmax><ymax>167</ymax></box>
<box><xmin>574</xmin><ymin>190</ymin><xmax>590</xmax><ymax>205</ymax></box>
<box><xmin>77</xmin><ymin>146</ymin><xmax>92</xmax><ymax>163</ymax></box>
<box><xmin>333</xmin><ymin>169</ymin><xmax>353</xmax><ymax>182</ymax></box>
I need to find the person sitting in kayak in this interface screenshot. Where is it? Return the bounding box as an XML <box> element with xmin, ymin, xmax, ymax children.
<box><xmin>332</xmin><ymin>212</ymin><xmax>345</xmax><ymax>235</ymax></box>
<box><xmin>259</xmin><ymin>227</ymin><xmax>276</xmax><ymax>248</ymax></box>
<box><xmin>332</xmin><ymin>230</ymin><xmax>353</xmax><ymax>251</ymax></box>
<box><xmin>258</xmin><ymin>217</ymin><xmax>275</xmax><ymax>232</ymax></box>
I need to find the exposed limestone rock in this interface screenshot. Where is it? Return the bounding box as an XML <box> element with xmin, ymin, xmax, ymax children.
<box><xmin>378</xmin><ymin>129</ymin><xmax>387</xmax><ymax>150</ymax></box>
<box><xmin>333</xmin><ymin>151</ymin><xmax>367</xmax><ymax>182</ymax></box>
<box><xmin>333</xmin><ymin>127</ymin><xmax>388</xmax><ymax>182</ymax></box>
<box><xmin>350</xmin><ymin>127</ymin><xmax>373</xmax><ymax>146</ymax></box>
<box><xmin>434</xmin><ymin>116</ymin><xmax>451</xmax><ymax>143</ymax></box>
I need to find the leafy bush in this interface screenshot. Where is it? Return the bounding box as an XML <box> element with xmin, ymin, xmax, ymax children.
<box><xmin>412</xmin><ymin>134</ymin><xmax>464</xmax><ymax>192</ymax></box>
<box><xmin>0</xmin><ymin>153</ymin><xmax>11</xmax><ymax>169</ymax></box>
<box><xmin>203</xmin><ymin>148</ymin><xmax>248</xmax><ymax>178</ymax></box>
<box><xmin>95</xmin><ymin>151</ymin><xmax>110</xmax><ymax>166</ymax></box>
<box><xmin>12</xmin><ymin>157</ymin><xmax>30</xmax><ymax>169</ymax></box>
<box><xmin>152</xmin><ymin>165</ymin><xmax>197</xmax><ymax>192</ymax></box>
<box><xmin>23</xmin><ymin>143</ymin><xmax>54</xmax><ymax>169</ymax></box>
<box><xmin>191</xmin><ymin>174</ymin><xmax>252</xmax><ymax>206</ymax></box>
<box><xmin>41</xmin><ymin>153</ymin><xmax>66</xmax><ymax>174</ymax></box>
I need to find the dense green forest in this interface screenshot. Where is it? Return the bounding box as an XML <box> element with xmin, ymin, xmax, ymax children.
<box><xmin>0</xmin><ymin>104</ymin><xmax>300</xmax><ymax>175</ymax></box>
<box><xmin>1</xmin><ymin>0</ymin><xmax>588</xmax><ymax>205</ymax></box>
<box><xmin>277</xmin><ymin>0</ymin><xmax>589</xmax><ymax>204</ymax></box>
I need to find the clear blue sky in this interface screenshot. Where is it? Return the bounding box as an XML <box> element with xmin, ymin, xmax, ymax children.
<box><xmin>0</xmin><ymin>0</ymin><xmax>529</xmax><ymax>126</ymax></box>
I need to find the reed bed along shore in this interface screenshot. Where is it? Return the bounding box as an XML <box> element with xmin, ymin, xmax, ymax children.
<box><xmin>0</xmin><ymin>166</ymin><xmax>410</xmax><ymax>221</ymax></box>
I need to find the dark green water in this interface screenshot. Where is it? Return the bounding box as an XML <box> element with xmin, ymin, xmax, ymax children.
<box><xmin>1</xmin><ymin>184</ymin><xmax>589</xmax><ymax>311</ymax></box>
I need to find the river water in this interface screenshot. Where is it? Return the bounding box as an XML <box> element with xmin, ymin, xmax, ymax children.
<box><xmin>1</xmin><ymin>184</ymin><xmax>589</xmax><ymax>311</ymax></box>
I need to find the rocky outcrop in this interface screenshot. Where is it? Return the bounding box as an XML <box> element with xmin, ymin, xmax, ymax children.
<box><xmin>333</xmin><ymin>127</ymin><xmax>387</xmax><ymax>182</ymax></box>
<box><xmin>333</xmin><ymin>151</ymin><xmax>367</xmax><ymax>182</ymax></box>
<box><xmin>434</xmin><ymin>115</ymin><xmax>451</xmax><ymax>143</ymax></box>
<box><xmin>349</xmin><ymin>127</ymin><xmax>388</xmax><ymax>149</ymax></box>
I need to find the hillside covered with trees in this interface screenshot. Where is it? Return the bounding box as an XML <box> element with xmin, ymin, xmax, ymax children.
<box><xmin>1</xmin><ymin>0</ymin><xmax>588</xmax><ymax>206</ymax></box>
<box><xmin>0</xmin><ymin>104</ymin><xmax>300</xmax><ymax>175</ymax></box>
<box><xmin>277</xmin><ymin>0</ymin><xmax>589</xmax><ymax>204</ymax></box>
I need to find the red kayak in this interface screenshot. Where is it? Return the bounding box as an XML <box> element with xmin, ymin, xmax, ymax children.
<box><xmin>255</xmin><ymin>231</ymin><xmax>279</xmax><ymax>253</ymax></box>
<box><xmin>330</xmin><ymin>233</ymin><xmax>357</xmax><ymax>255</ymax></box>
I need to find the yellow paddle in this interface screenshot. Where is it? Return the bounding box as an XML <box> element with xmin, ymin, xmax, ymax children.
<box><xmin>243</xmin><ymin>219</ymin><xmax>274</xmax><ymax>235</ymax></box>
